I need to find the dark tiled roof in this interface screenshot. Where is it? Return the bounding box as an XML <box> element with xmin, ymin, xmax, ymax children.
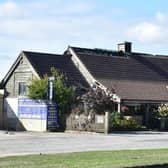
<box><xmin>71</xmin><ymin>47</ymin><xmax>168</xmax><ymax>101</ymax></box>
<box><xmin>23</xmin><ymin>51</ymin><xmax>89</xmax><ymax>90</ymax></box>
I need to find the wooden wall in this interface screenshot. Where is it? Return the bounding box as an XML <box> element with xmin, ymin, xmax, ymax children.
<box><xmin>5</xmin><ymin>54</ymin><xmax>35</xmax><ymax>98</ymax></box>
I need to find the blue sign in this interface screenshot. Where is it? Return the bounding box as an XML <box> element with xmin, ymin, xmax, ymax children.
<box><xmin>18</xmin><ymin>98</ymin><xmax>47</xmax><ymax>120</ymax></box>
<box><xmin>18</xmin><ymin>98</ymin><xmax>59</xmax><ymax>130</ymax></box>
<box><xmin>47</xmin><ymin>102</ymin><xmax>59</xmax><ymax>130</ymax></box>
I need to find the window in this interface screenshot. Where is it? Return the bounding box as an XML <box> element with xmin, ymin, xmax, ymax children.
<box><xmin>19</xmin><ymin>82</ymin><xmax>27</xmax><ymax>96</ymax></box>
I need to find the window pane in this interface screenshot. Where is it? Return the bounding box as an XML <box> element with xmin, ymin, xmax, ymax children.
<box><xmin>19</xmin><ymin>82</ymin><xmax>27</xmax><ymax>96</ymax></box>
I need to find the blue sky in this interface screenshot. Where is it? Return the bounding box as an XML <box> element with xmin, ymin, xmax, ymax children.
<box><xmin>1</xmin><ymin>0</ymin><xmax>168</xmax><ymax>80</ymax></box>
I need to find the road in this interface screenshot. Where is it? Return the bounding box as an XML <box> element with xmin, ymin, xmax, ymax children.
<box><xmin>0</xmin><ymin>131</ymin><xmax>168</xmax><ymax>157</ymax></box>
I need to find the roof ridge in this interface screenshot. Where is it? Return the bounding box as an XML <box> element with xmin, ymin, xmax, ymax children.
<box><xmin>23</xmin><ymin>50</ymin><xmax>62</xmax><ymax>56</ymax></box>
<box><xmin>71</xmin><ymin>46</ymin><xmax>168</xmax><ymax>59</ymax></box>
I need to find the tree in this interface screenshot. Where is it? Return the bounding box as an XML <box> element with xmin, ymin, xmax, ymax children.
<box><xmin>70</xmin><ymin>88</ymin><xmax>115</xmax><ymax>131</ymax></box>
<box><xmin>28</xmin><ymin>67</ymin><xmax>76</xmax><ymax>114</ymax></box>
<box><xmin>80</xmin><ymin>88</ymin><xmax>114</xmax><ymax>114</ymax></box>
<box><xmin>28</xmin><ymin>75</ymin><xmax>48</xmax><ymax>100</ymax></box>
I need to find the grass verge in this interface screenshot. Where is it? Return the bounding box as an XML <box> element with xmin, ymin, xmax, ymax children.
<box><xmin>1</xmin><ymin>149</ymin><xmax>168</xmax><ymax>168</ymax></box>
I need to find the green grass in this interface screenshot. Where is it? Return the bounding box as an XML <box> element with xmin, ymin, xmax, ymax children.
<box><xmin>1</xmin><ymin>149</ymin><xmax>168</xmax><ymax>168</ymax></box>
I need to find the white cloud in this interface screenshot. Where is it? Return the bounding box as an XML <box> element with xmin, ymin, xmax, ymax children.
<box><xmin>0</xmin><ymin>1</ymin><xmax>22</xmax><ymax>17</ymax></box>
<box><xmin>128</xmin><ymin>22</ymin><xmax>166</xmax><ymax>43</ymax></box>
<box><xmin>156</xmin><ymin>12</ymin><xmax>167</xmax><ymax>23</ymax></box>
<box><xmin>127</xmin><ymin>12</ymin><xmax>168</xmax><ymax>44</ymax></box>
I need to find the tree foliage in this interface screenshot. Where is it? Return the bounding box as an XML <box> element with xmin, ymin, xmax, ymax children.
<box><xmin>28</xmin><ymin>75</ymin><xmax>48</xmax><ymax>100</ymax></box>
<box><xmin>80</xmin><ymin>88</ymin><xmax>114</xmax><ymax>114</ymax></box>
<box><xmin>69</xmin><ymin>88</ymin><xmax>114</xmax><ymax>131</ymax></box>
<box><xmin>28</xmin><ymin>67</ymin><xmax>76</xmax><ymax>114</ymax></box>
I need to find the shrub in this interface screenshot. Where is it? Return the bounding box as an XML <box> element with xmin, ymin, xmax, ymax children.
<box><xmin>79</xmin><ymin>88</ymin><xmax>114</xmax><ymax>114</ymax></box>
<box><xmin>28</xmin><ymin>75</ymin><xmax>48</xmax><ymax>100</ymax></box>
<box><xmin>70</xmin><ymin>88</ymin><xmax>115</xmax><ymax>131</ymax></box>
<box><xmin>157</xmin><ymin>104</ymin><xmax>168</xmax><ymax>118</ymax></box>
<box><xmin>110</xmin><ymin>112</ymin><xmax>143</xmax><ymax>131</ymax></box>
<box><xmin>28</xmin><ymin>67</ymin><xmax>76</xmax><ymax>114</ymax></box>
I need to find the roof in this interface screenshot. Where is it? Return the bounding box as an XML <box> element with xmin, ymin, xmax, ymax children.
<box><xmin>1</xmin><ymin>51</ymin><xmax>89</xmax><ymax>92</ymax></box>
<box><xmin>71</xmin><ymin>46</ymin><xmax>168</xmax><ymax>101</ymax></box>
<box><xmin>23</xmin><ymin>51</ymin><xmax>89</xmax><ymax>89</ymax></box>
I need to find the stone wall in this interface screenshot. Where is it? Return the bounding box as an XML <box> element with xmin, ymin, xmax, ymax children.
<box><xmin>66</xmin><ymin>112</ymin><xmax>105</xmax><ymax>133</ymax></box>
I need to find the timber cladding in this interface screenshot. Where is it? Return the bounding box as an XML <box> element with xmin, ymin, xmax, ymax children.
<box><xmin>5</xmin><ymin>55</ymin><xmax>34</xmax><ymax>98</ymax></box>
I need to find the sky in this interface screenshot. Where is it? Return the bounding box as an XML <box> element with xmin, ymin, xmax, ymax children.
<box><xmin>1</xmin><ymin>0</ymin><xmax>168</xmax><ymax>80</ymax></box>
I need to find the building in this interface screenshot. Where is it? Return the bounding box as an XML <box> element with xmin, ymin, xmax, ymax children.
<box><xmin>1</xmin><ymin>42</ymin><xmax>168</xmax><ymax>130</ymax></box>
<box><xmin>0</xmin><ymin>51</ymin><xmax>88</xmax><ymax>131</ymax></box>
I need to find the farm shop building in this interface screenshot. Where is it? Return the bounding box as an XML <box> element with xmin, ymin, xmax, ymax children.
<box><xmin>1</xmin><ymin>42</ymin><xmax>168</xmax><ymax>131</ymax></box>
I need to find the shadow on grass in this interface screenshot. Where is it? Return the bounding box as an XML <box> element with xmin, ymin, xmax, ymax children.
<box><xmin>128</xmin><ymin>163</ymin><xmax>168</xmax><ymax>168</ymax></box>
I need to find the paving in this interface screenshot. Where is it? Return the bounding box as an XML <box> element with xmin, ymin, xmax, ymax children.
<box><xmin>0</xmin><ymin>130</ymin><xmax>168</xmax><ymax>157</ymax></box>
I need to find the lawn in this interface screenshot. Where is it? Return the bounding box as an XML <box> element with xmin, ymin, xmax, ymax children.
<box><xmin>0</xmin><ymin>149</ymin><xmax>168</xmax><ymax>168</ymax></box>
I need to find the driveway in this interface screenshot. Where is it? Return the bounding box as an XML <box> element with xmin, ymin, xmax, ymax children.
<box><xmin>0</xmin><ymin>131</ymin><xmax>168</xmax><ymax>157</ymax></box>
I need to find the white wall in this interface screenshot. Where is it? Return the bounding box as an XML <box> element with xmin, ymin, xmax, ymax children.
<box><xmin>4</xmin><ymin>98</ymin><xmax>47</xmax><ymax>132</ymax></box>
<box><xmin>5</xmin><ymin>98</ymin><xmax>18</xmax><ymax>118</ymax></box>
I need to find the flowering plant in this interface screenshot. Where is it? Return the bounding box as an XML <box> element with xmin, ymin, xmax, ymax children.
<box><xmin>158</xmin><ymin>104</ymin><xmax>168</xmax><ymax>118</ymax></box>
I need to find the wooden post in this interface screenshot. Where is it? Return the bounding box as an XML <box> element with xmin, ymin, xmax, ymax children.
<box><xmin>104</xmin><ymin>111</ymin><xmax>110</xmax><ymax>134</ymax></box>
<box><xmin>145</xmin><ymin>104</ymin><xmax>150</xmax><ymax>128</ymax></box>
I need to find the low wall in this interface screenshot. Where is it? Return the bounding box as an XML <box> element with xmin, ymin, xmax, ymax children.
<box><xmin>4</xmin><ymin>98</ymin><xmax>58</xmax><ymax>132</ymax></box>
<box><xmin>20</xmin><ymin>119</ymin><xmax>47</xmax><ymax>132</ymax></box>
<box><xmin>66</xmin><ymin>113</ymin><xmax>105</xmax><ymax>133</ymax></box>
<box><xmin>4</xmin><ymin>98</ymin><xmax>24</xmax><ymax>130</ymax></box>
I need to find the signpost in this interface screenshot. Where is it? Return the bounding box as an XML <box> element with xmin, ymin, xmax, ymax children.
<box><xmin>48</xmin><ymin>77</ymin><xmax>55</xmax><ymax>102</ymax></box>
<box><xmin>47</xmin><ymin>76</ymin><xmax>59</xmax><ymax>130</ymax></box>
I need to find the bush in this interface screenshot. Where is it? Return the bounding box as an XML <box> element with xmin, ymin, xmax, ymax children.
<box><xmin>69</xmin><ymin>88</ymin><xmax>115</xmax><ymax>131</ymax></box>
<box><xmin>110</xmin><ymin>112</ymin><xmax>144</xmax><ymax>131</ymax></box>
<box><xmin>80</xmin><ymin>88</ymin><xmax>114</xmax><ymax>114</ymax></box>
<box><xmin>28</xmin><ymin>67</ymin><xmax>76</xmax><ymax>114</ymax></box>
<box><xmin>158</xmin><ymin>104</ymin><xmax>168</xmax><ymax>118</ymax></box>
<box><xmin>28</xmin><ymin>75</ymin><xmax>48</xmax><ymax>100</ymax></box>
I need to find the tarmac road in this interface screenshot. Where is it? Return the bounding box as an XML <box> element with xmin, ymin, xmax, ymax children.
<box><xmin>0</xmin><ymin>131</ymin><xmax>168</xmax><ymax>157</ymax></box>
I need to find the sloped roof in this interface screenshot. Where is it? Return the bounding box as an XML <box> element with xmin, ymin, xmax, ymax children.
<box><xmin>23</xmin><ymin>51</ymin><xmax>89</xmax><ymax>89</ymax></box>
<box><xmin>71</xmin><ymin>46</ymin><xmax>168</xmax><ymax>101</ymax></box>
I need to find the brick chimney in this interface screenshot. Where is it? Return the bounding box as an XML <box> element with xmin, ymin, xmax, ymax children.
<box><xmin>118</xmin><ymin>42</ymin><xmax>132</xmax><ymax>53</ymax></box>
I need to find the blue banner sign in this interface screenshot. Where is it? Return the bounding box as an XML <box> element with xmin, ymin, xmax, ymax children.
<box><xmin>47</xmin><ymin>103</ymin><xmax>59</xmax><ymax>130</ymax></box>
<box><xmin>18</xmin><ymin>98</ymin><xmax>47</xmax><ymax>120</ymax></box>
<box><xmin>18</xmin><ymin>98</ymin><xmax>59</xmax><ymax>130</ymax></box>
